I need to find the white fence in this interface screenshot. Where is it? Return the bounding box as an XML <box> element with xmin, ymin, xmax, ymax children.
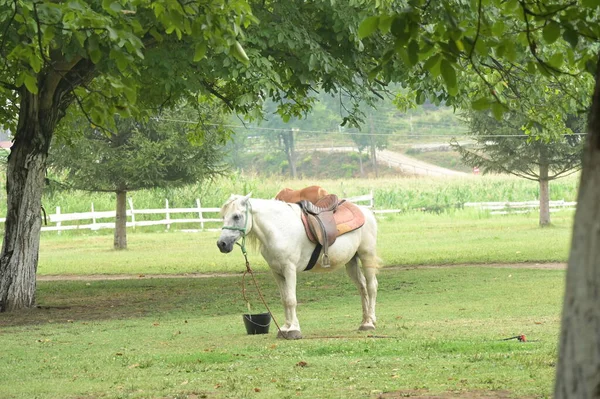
<box><xmin>32</xmin><ymin>198</ymin><xmax>223</xmax><ymax>232</ymax></box>
<box><xmin>0</xmin><ymin>195</ymin><xmax>576</xmax><ymax>233</ymax></box>
<box><xmin>464</xmin><ymin>199</ymin><xmax>577</xmax><ymax>215</ymax></box>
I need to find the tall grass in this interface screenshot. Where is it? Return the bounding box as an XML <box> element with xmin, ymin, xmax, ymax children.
<box><xmin>35</xmin><ymin>173</ymin><xmax>580</xmax><ymax>214</ymax></box>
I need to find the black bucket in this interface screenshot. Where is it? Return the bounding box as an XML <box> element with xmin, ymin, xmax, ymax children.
<box><xmin>243</xmin><ymin>313</ymin><xmax>271</xmax><ymax>335</ymax></box>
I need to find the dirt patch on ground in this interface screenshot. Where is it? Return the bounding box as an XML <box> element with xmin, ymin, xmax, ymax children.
<box><xmin>37</xmin><ymin>271</ymin><xmax>240</xmax><ymax>281</ymax></box>
<box><xmin>378</xmin><ymin>390</ymin><xmax>535</xmax><ymax>399</ymax></box>
<box><xmin>390</xmin><ymin>262</ymin><xmax>566</xmax><ymax>271</ymax></box>
<box><xmin>36</xmin><ymin>262</ymin><xmax>566</xmax><ymax>282</ymax></box>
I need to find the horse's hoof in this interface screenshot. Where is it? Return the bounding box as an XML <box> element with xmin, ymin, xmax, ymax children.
<box><xmin>277</xmin><ymin>330</ymin><xmax>303</xmax><ymax>340</ymax></box>
<box><xmin>358</xmin><ymin>323</ymin><xmax>376</xmax><ymax>331</ymax></box>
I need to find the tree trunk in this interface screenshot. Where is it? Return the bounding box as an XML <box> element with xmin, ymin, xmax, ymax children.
<box><xmin>368</xmin><ymin>115</ymin><xmax>379</xmax><ymax>177</ymax></box>
<box><xmin>114</xmin><ymin>190</ymin><xmax>128</xmax><ymax>250</ymax></box>
<box><xmin>358</xmin><ymin>149</ymin><xmax>365</xmax><ymax>177</ymax></box>
<box><xmin>554</xmin><ymin>55</ymin><xmax>600</xmax><ymax>397</ymax></box>
<box><xmin>538</xmin><ymin>158</ymin><xmax>551</xmax><ymax>227</ymax></box>
<box><xmin>281</xmin><ymin>130</ymin><xmax>297</xmax><ymax>179</ymax></box>
<box><xmin>0</xmin><ymin>91</ymin><xmax>54</xmax><ymax>312</ymax></box>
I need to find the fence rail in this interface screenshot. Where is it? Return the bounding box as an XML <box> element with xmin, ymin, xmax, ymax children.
<box><xmin>464</xmin><ymin>199</ymin><xmax>577</xmax><ymax>215</ymax></box>
<box><xmin>0</xmin><ymin>195</ymin><xmax>576</xmax><ymax>232</ymax></box>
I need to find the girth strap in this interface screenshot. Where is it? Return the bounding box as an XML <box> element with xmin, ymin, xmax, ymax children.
<box><xmin>305</xmin><ymin>243</ymin><xmax>322</xmax><ymax>271</ymax></box>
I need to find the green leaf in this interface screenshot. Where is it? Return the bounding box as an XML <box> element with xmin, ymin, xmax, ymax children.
<box><xmin>423</xmin><ymin>54</ymin><xmax>441</xmax><ymax>74</ymax></box>
<box><xmin>110</xmin><ymin>49</ymin><xmax>129</xmax><ymax>72</ymax></box>
<box><xmin>358</xmin><ymin>16</ymin><xmax>379</xmax><ymax>39</ymax></box>
<box><xmin>491</xmin><ymin>20</ymin><xmax>505</xmax><ymax>36</ymax></box>
<box><xmin>123</xmin><ymin>86</ymin><xmax>137</xmax><ymax>104</ymax></box>
<box><xmin>415</xmin><ymin>90</ymin><xmax>426</xmax><ymax>105</ymax></box>
<box><xmin>548</xmin><ymin>52</ymin><xmax>564</xmax><ymax>69</ymax></box>
<box><xmin>390</xmin><ymin>16</ymin><xmax>405</xmax><ymax>37</ymax></box>
<box><xmin>562</xmin><ymin>28</ymin><xmax>578</xmax><ymax>47</ymax></box>
<box><xmin>542</xmin><ymin>21</ymin><xmax>561</xmax><ymax>44</ymax></box>
<box><xmin>193</xmin><ymin>42</ymin><xmax>207</xmax><ymax>62</ymax></box>
<box><xmin>23</xmin><ymin>73</ymin><xmax>38</xmax><ymax>94</ymax></box>
<box><xmin>308</xmin><ymin>54</ymin><xmax>317</xmax><ymax>71</ymax></box>
<box><xmin>29</xmin><ymin>53</ymin><xmax>42</xmax><ymax>73</ymax></box>
<box><xmin>491</xmin><ymin>102</ymin><xmax>504</xmax><ymax>120</ymax></box>
<box><xmin>582</xmin><ymin>0</ymin><xmax>600</xmax><ymax>7</ymax></box>
<box><xmin>378</xmin><ymin>15</ymin><xmax>393</xmax><ymax>34</ymax></box>
<box><xmin>407</xmin><ymin>40</ymin><xmax>419</xmax><ymax>66</ymax></box>
<box><xmin>585</xmin><ymin>59</ymin><xmax>597</xmax><ymax>74</ymax></box>
<box><xmin>89</xmin><ymin>49</ymin><xmax>102</xmax><ymax>64</ymax></box>
<box><xmin>440</xmin><ymin>59</ymin><xmax>457</xmax><ymax>92</ymax></box>
<box><xmin>471</xmin><ymin>97</ymin><xmax>491</xmax><ymax>111</ymax></box>
<box><xmin>231</xmin><ymin>41</ymin><xmax>249</xmax><ymax>65</ymax></box>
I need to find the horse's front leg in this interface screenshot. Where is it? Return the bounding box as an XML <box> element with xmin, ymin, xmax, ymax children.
<box><xmin>271</xmin><ymin>269</ymin><xmax>302</xmax><ymax>339</ymax></box>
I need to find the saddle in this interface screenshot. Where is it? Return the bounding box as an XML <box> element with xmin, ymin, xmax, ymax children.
<box><xmin>275</xmin><ymin>187</ymin><xmax>365</xmax><ymax>269</ymax></box>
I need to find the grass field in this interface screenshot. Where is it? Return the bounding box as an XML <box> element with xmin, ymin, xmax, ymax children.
<box><xmin>0</xmin><ymin>174</ymin><xmax>577</xmax><ymax>398</ymax></box>
<box><xmin>0</xmin><ymin>267</ymin><xmax>563</xmax><ymax>399</ymax></box>
<box><xmin>36</xmin><ymin>210</ymin><xmax>574</xmax><ymax>276</ymax></box>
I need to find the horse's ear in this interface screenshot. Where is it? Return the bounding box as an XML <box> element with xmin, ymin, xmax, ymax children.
<box><xmin>241</xmin><ymin>192</ymin><xmax>252</xmax><ymax>204</ymax></box>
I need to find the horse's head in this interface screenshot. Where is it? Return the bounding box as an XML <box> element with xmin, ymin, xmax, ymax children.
<box><xmin>216</xmin><ymin>193</ymin><xmax>252</xmax><ymax>253</ymax></box>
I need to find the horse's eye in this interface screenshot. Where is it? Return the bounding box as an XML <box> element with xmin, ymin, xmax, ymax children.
<box><xmin>233</xmin><ymin>214</ymin><xmax>241</xmax><ymax>222</ymax></box>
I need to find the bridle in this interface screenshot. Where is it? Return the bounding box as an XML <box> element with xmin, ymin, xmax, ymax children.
<box><xmin>221</xmin><ymin>199</ymin><xmax>252</xmax><ymax>256</ymax></box>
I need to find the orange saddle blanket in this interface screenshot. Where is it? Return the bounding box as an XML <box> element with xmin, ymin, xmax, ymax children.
<box><xmin>275</xmin><ymin>186</ymin><xmax>366</xmax><ymax>243</ymax></box>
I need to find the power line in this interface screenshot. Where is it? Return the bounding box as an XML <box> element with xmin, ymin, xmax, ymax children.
<box><xmin>155</xmin><ymin>117</ymin><xmax>586</xmax><ymax>139</ymax></box>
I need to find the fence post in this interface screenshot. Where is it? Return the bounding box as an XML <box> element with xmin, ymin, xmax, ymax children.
<box><xmin>128</xmin><ymin>197</ymin><xmax>135</xmax><ymax>229</ymax></box>
<box><xmin>166</xmin><ymin>199</ymin><xmax>171</xmax><ymax>230</ymax></box>
<box><xmin>197</xmin><ymin>198</ymin><xmax>204</xmax><ymax>230</ymax></box>
<box><xmin>56</xmin><ymin>206</ymin><xmax>61</xmax><ymax>235</ymax></box>
<box><xmin>91</xmin><ymin>202</ymin><xmax>96</xmax><ymax>230</ymax></box>
<box><xmin>370</xmin><ymin>190</ymin><xmax>374</xmax><ymax>208</ymax></box>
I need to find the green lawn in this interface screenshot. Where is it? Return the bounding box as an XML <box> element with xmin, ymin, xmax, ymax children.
<box><xmin>0</xmin><ymin>210</ymin><xmax>572</xmax><ymax>398</ymax></box>
<box><xmin>0</xmin><ymin>267</ymin><xmax>563</xmax><ymax>399</ymax></box>
<box><xmin>36</xmin><ymin>210</ymin><xmax>574</xmax><ymax>275</ymax></box>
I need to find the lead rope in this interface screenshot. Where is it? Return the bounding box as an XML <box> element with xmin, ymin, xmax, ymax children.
<box><xmin>237</xmin><ymin>237</ymin><xmax>284</xmax><ymax>337</ymax></box>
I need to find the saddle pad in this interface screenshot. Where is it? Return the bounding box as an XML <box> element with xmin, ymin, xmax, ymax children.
<box><xmin>275</xmin><ymin>186</ymin><xmax>329</xmax><ymax>204</ymax></box>
<box><xmin>300</xmin><ymin>201</ymin><xmax>365</xmax><ymax>243</ymax></box>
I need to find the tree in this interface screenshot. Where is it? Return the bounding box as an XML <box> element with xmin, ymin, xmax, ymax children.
<box><xmin>347</xmin><ymin>111</ymin><xmax>391</xmax><ymax>177</ymax></box>
<box><xmin>454</xmin><ymin>110</ymin><xmax>583</xmax><ymax>226</ymax></box>
<box><xmin>278</xmin><ymin>128</ymin><xmax>298</xmax><ymax>179</ymax></box>
<box><xmin>361</xmin><ymin>0</ymin><xmax>600</xmax><ymax>396</ymax></box>
<box><xmin>0</xmin><ymin>0</ymin><xmax>392</xmax><ymax>311</ymax></box>
<box><xmin>50</xmin><ymin>106</ymin><xmax>227</xmax><ymax>249</ymax></box>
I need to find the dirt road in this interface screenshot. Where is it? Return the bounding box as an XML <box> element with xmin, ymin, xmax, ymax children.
<box><xmin>377</xmin><ymin>149</ymin><xmax>467</xmax><ymax>176</ymax></box>
<box><xmin>37</xmin><ymin>263</ymin><xmax>566</xmax><ymax>281</ymax></box>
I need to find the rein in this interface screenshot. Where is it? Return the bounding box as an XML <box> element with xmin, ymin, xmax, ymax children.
<box><xmin>222</xmin><ymin>200</ymin><xmax>283</xmax><ymax>337</ymax></box>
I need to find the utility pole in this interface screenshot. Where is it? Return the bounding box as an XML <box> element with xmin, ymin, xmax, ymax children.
<box><xmin>368</xmin><ymin>113</ymin><xmax>379</xmax><ymax>178</ymax></box>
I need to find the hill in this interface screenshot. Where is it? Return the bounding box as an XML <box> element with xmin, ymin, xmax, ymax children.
<box><xmin>226</xmin><ymin>100</ymin><xmax>472</xmax><ymax>178</ymax></box>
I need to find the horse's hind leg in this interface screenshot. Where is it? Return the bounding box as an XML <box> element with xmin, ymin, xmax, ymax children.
<box><xmin>345</xmin><ymin>255</ymin><xmax>376</xmax><ymax>331</ymax></box>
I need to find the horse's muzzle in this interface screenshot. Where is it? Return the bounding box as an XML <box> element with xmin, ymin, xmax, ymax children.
<box><xmin>216</xmin><ymin>239</ymin><xmax>233</xmax><ymax>253</ymax></box>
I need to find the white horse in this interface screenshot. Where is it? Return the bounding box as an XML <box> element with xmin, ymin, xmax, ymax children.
<box><xmin>217</xmin><ymin>193</ymin><xmax>380</xmax><ymax>339</ymax></box>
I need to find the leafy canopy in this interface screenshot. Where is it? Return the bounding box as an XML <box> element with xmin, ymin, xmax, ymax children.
<box><xmin>363</xmin><ymin>0</ymin><xmax>597</xmax><ymax>132</ymax></box>
<box><xmin>0</xmin><ymin>0</ymin><xmax>395</xmax><ymax>136</ymax></box>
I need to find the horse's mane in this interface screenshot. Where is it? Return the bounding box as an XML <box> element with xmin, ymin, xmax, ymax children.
<box><xmin>219</xmin><ymin>195</ymin><xmax>241</xmax><ymax>217</ymax></box>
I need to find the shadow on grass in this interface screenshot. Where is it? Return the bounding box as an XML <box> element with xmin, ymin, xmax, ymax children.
<box><xmin>0</xmin><ymin>269</ymin><xmax>362</xmax><ymax>328</ymax></box>
<box><xmin>0</xmin><ymin>274</ymin><xmax>281</xmax><ymax>327</ymax></box>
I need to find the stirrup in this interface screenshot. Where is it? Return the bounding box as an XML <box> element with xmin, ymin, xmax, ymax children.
<box><xmin>321</xmin><ymin>253</ymin><xmax>331</xmax><ymax>268</ymax></box>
